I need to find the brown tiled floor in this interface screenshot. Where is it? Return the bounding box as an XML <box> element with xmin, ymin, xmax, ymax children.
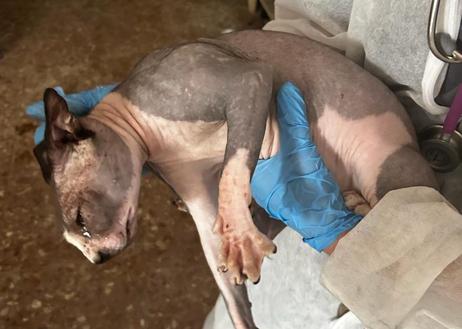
<box><xmin>0</xmin><ymin>1</ymin><xmax>261</xmax><ymax>328</ymax></box>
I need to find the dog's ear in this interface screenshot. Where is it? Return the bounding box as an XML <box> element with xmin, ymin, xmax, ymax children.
<box><xmin>43</xmin><ymin>88</ymin><xmax>93</xmax><ymax>147</ymax></box>
<box><xmin>33</xmin><ymin>141</ymin><xmax>51</xmax><ymax>184</ymax></box>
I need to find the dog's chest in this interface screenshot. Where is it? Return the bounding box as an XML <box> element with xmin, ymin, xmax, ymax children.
<box><xmin>140</xmin><ymin>111</ymin><xmax>229</xmax><ymax>165</ymax></box>
<box><xmin>141</xmin><ymin>111</ymin><xmax>280</xmax><ymax>167</ymax></box>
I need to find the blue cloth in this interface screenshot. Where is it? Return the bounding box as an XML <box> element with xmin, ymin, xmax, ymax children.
<box><xmin>26</xmin><ymin>84</ymin><xmax>117</xmax><ymax>144</ymax></box>
<box><xmin>251</xmin><ymin>82</ymin><xmax>362</xmax><ymax>251</ymax></box>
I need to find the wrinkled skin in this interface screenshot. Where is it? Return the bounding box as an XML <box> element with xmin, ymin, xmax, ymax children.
<box><xmin>34</xmin><ymin>30</ymin><xmax>438</xmax><ymax>329</ymax></box>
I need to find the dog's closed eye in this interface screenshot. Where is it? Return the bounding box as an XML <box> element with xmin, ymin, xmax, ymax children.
<box><xmin>76</xmin><ymin>207</ymin><xmax>85</xmax><ymax>228</ymax></box>
<box><xmin>76</xmin><ymin>207</ymin><xmax>91</xmax><ymax>238</ymax></box>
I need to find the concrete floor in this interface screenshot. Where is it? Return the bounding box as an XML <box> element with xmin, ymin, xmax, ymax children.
<box><xmin>0</xmin><ymin>1</ymin><xmax>262</xmax><ymax>328</ymax></box>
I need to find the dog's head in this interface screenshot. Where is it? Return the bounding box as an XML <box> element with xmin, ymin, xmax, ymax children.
<box><xmin>34</xmin><ymin>88</ymin><xmax>142</xmax><ymax>264</ymax></box>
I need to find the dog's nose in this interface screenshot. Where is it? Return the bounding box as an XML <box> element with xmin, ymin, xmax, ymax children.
<box><xmin>95</xmin><ymin>251</ymin><xmax>112</xmax><ymax>264</ymax></box>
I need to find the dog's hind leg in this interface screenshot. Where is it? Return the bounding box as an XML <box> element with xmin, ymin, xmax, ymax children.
<box><xmin>342</xmin><ymin>190</ymin><xmax>372</xmax><ymax>216</ymax></box>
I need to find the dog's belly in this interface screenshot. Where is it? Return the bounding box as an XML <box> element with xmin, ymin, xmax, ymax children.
<box><xmin>222</xmin><ymin>30</ymin><xmax>422</xmax><ymax>204</ymax></box>
<box><xmin>261</xmin><ymin>108</ymin><xmax>413</xmax><ymax>204</ymax></box>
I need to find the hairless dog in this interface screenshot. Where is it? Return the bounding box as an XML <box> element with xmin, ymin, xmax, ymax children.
<box><xmin>34</xmin><ymin>30</ymin><xmax>437</xmax><ymax>328</ymax></box>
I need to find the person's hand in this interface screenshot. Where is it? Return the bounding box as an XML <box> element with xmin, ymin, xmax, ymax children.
<box><xmin>251</xmin><ymin>81</ymin><xmax>362</xmax><ymax>252</ymax></box>
<box><xmin>26</xmin><ymin>84</ymin><xmax>116</xmax><ymax>144</ymax></box>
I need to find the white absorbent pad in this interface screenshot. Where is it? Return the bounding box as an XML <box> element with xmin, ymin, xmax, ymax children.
<box><xmin>321</xmin><ymin>186</ymin><xmax>462</xmax><ymax>329</ymax></box>
<box><xmin>399</xmin><ymin>254</ymin><xmax>462</xmax><ymax>329</ymax></box>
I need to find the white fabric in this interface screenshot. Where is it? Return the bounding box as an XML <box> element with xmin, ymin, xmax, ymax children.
<box><xmin>399</xmin><ymin>254</ymin><xmax>462</xmax><ymax>329</ymax></box>
<box><xmin>264</xmin><ymin>0</ymin><xmax>461</xmax><ymax>117</ymax></box>
<box><xmin>203</xmin><ymin>228</ymin><xmax>363</xmax><ymax>329</ymax></box>
<box><xmin>203</xmin><ymin>186</ymin><xmax>462</xmax><ymax>329</ymax></box>
<box><xmin>321</xmin><ymin>187</ymin><xmax>462</xmax><ymax>329</ymax></box>
<box><xmin>263</xmin><ymin>0</ymin><xmax>353</xmax><ymax>52</ymax></box>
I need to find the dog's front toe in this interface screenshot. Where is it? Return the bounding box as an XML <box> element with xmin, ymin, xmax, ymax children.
<box><xmin>218</xmin><ymin>228</ymin><xmax>275</xmax><ymax>285</ymax></box>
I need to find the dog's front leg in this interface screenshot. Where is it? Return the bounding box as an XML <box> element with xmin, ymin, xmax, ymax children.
<box><xmin>166</xmin><ymin>165</ymin><xmax>258</xmax><ymax>329</ymax></box>
<box><xmin>215</xmin><ymin>67</ymin><xmax>276</xmax><ymax>285</ymax></box>
<box><xmin>188</xmin><ymin>198</ymin><xmax>257</xmax><ymax>329</ymax></box>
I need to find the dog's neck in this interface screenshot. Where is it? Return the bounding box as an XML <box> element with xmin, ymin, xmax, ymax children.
<box><xmin>87</xmin><ymin>91</ymin><xmax>281</xmax><ymax>167</ymax></box>
<box><xmin>87</xmin><ymin>92</ymin><xmax>152</xmax><ymax>166</ymax></box>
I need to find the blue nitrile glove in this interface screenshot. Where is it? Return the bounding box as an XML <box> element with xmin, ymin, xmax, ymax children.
<box><xmin>26</xmin><ymin>84</ymin><xmax>117</xmax><ymax>144</ymax></box>
<box><xmin>251</xmin><ymin>82</ymin><xmax>362</xmax><ymax>252</ymax></box>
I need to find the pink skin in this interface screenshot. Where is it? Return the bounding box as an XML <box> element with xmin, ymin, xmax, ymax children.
<box><xmin>221</xmin><ymin>31</ymin><xmax>422</xmax><ymax>205</ymax></box>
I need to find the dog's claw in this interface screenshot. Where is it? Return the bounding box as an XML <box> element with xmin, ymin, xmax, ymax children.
<box><xmin>217</xmin><ymin>265</ymin><xmax>228</xmax><ymax>273</ymax></box>
<box><xmin>171</xmin><ymin>197</ymin><xmax>189</xmax><ymax>213</ymax></box>
<box><xmin>217</xmin><ymin>224</ymin><xmax>275</xmax><ymax>286</ymax></box>
<box><xmin>215</xmin><ymin>192</ymin><xmax>275</xmax><ymax>286</ymax></box>
<box><xmin>233</xmin><ymin>274</ymin><xmax>245</xmax><ymax>286</ymax></box>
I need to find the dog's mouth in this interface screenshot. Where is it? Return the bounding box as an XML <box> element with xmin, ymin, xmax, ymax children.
<box><xmin>125</xmin><ymin>207</ymin><xmax>136</xmax><ymax>243</ymax></box>
<box><xmin>61</xmin><ymin>206</ymin><xmax>138</xmax><ymax>264</ymax></box>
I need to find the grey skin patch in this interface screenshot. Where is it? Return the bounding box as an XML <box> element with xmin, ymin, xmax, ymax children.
<box><xmin>116</xmin><ymin>38</ymin><xmax>274</xmax><ymax>170</ymax></box>
<box><xmin>219</xmin><ymin>30</ymin><xmax>416</xmax><ymax>137</ymax></box>
<box><xmin>115</xmin><ymin>40</ymin><xmax>262</xmax><ymax>123</ymax></box>
<box><xmin>375</xmin><ymin>145</ymin><xmax>439</xmax><ymax>200</ymax></box>
<box><xmin>50</xmin><ymin>117</ymin><xmax>136</xmax><ymax>238</ymax></box>
<box><xmin>67</xmin><ymin>118</ymin><xmax>135</xmax><ymax>235</ymax></box>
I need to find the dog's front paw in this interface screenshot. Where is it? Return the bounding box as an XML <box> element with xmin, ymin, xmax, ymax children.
<box><xmin>214</xmin><ymin>214</ymin><xmax>276</xmax><ymax>284</ymax></box>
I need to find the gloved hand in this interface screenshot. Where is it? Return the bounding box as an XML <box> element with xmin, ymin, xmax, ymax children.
<box><xmin>251</xmin><ymin>81</ymin><xmax>362</xmax><ymax>252</ymax></box>
<box><xmin>26</xmin><ymin>84</ymin><xmax>117</xmax><ymax>144</ymax></box>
